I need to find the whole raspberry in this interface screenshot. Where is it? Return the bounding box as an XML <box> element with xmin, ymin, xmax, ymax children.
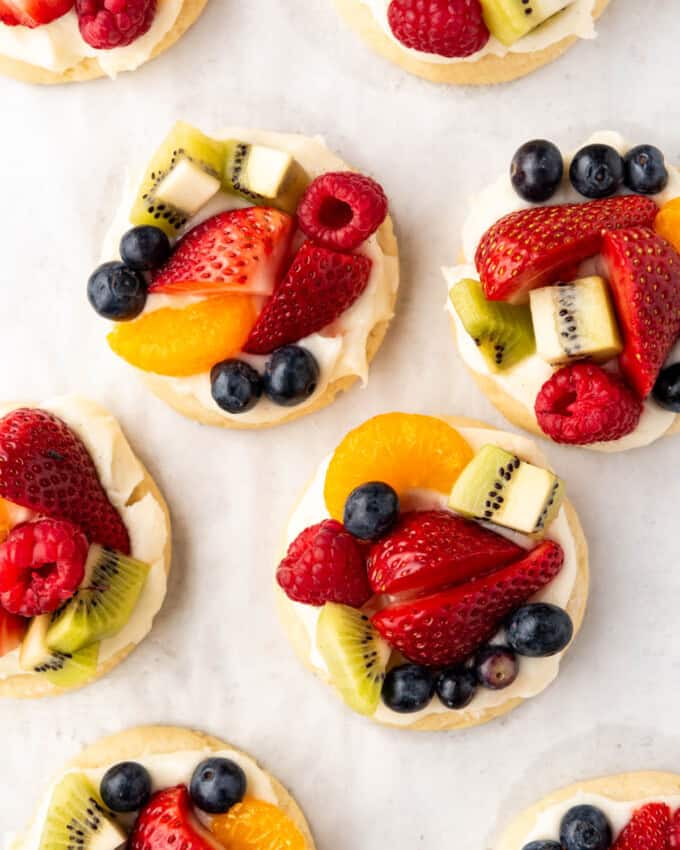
<box><xmin>0</xmin><ymin>519</ymin><xmax>88</xmax><ymax>617</ymax></box>
<box><xmin>297</xmin><ymin>172</ymin><xmax>388</xmax><ymax>252</ymax></box>
<box><xmin>276</xmin><ymin>519</ymin><xmax>372</xmax><ymax>608</ymax></box>
<box><xmin>76</xmin><ymin>0</ymin><xmax>157</xmax><ymax>49</ymax></box>
<box><xmin>387</xmin><ymin>0</ymin><xmax>489</xmax><ymax>58</ymax></box>
<box><xmin>535</xmin><ymin>363</ymin><xmax>643</xmax><ymax>445</ymax></box>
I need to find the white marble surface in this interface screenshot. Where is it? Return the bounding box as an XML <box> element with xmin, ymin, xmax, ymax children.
<box><xmin>1</xmin><ymin>0</ymin><xmax>680</xmax><ymax>847</ymax></box>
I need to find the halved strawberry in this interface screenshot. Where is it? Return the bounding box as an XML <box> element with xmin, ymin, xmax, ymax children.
<box><xmin>670</xmin><ymin>807</ymin><xmax>680</xmax><ymax>848</ymax></box>
<box><xmin>602</xmin><ymin>227</ymin><xmax>680</xmax><ymax>398</ymax></box>
<box><xmin>476</xmin><ymin>195</ymin><xmax>658</xmax><ymax>304</ymax></box>
<box><xmin>367</xmin><ymin>510</ymin><xmax>523</xmax><ymax>596</ymax></box>
<box><xmin>131</xmin><ymin>786</ymin><xmax>220</xmax><ymax>850</ymax></box>
<box><xmin>0</xmin><ymin>409</ymin><xmax>130</xmax><ymax>554</ymax></box>
<box><xmin>243</xmin><ymin>242</ymin><xmax>372</xmax><ymax>354</ymax></box>
<box><xmin>0</xmin><ymin>0</ymin><xmax>72</xmax><ymax>26</ymax></box>
<box><xmin>372</xmin><ymin>540</ymin><xmax>563</xmax><ymax>666</ymax></box>
<box><xmin>149</xmin><ymin>208</ymin><xmax>294</xmax><ymax>297</ymax></box>
<box><xmin>612</xmin><ymin>803</ymin><xmax>670</xmax><ymax>850</ymax></box>
<box><xmin>0</xmin><ymin>608</ymin><xmax>27</xmax><ymax>657</ymax></box>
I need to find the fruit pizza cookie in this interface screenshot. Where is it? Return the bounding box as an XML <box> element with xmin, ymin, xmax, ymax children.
<box><xmin>334</xmin><ymin>0</ymin><xmax>610</xmax><ymax>85</ymax></box>
<box><xmin>0</xmin><ymin>396</ymin><xmax>170</xmax><ymax>697</ymax></box>
<box><xmin>8</xmin><ymin>725</ymin><xmax>315</xmax><ymax>850</ymax></box>
<box><xmin>89</xmin><ymin>123</ymin><xmax>398</xmax><ymax>429</ymax></box>
<box><xmin>446</xmin><ymin>132</ymin><xmax>680</xmax><ymax>451</ymax></box>
<box><xmin>496</xmin><ymin>772</ymin><xmax>680</xmax><ymax>850</ymax></box>
<box><xmin>0</xmin><ymin>0</ymin><xmax>207</xmax><ymax>83</ymax></box>
<box><xmin>275</xmin><ymin>412</ymin><xmax>588</xmax><ymax>730</ymax></box>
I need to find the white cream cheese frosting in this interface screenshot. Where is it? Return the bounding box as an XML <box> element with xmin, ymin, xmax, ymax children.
<box><xmin>445</xmin><ymin>131</ymin><xmax>680</xmax><ymax>452</ymax></box>
<box><xmin>360</xmin><ymin>0</ymin><xmax>596</xmax><ymax>64</ymax></box>
<box><xmin>9</xmin><ymin>748</ymin><xmax>275</xmax><ymax>850</ymax></box>
<box><xmin>520</xmin><ymin>791</ymin><xmax>680</xmax><ymax>846</ymax></box>
<box><xmin>103</xmin><ymin>129</ymin><xmax>398</xmax><ymax>427</ymax></box>
<box><xmin>0</xmin><ymin>0</ymin><xmax>183</xmax><ymax>77</ymax></box>
<box><xmin>0</xmin><ymin>395</ymin><xmax>168</xmax><ymax>681</ymax></box>
<box><xmin>281</xmin><ymin>423</ymin><xmax>579</xmax><ymax>727</ymax></box>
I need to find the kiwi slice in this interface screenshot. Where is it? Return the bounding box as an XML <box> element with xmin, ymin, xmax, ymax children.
<box><xmin>449</xmin><ymin>445</ymin><xmax>565</xmax><ymax>536</ymax></box>
<box><xmin>20</xmin><ymin>615</ymin><xmax>99</xmax><ymax>688</ymax></box>
<box><xmin>223</xmin><ymin>140</ymin><xmax>309</xmax><ymax>213</ymax></box>
<box><xmin>316</xmin><ymin>603</ymin><xmax>390</xmax><ymax>716</ymax></box>
<box><xmin>480</xmin><ymin>0</ymin><xmax>572</xmax><ymax>46</ymax></box>
<box><xmin>38</xmin><ymin>772</ymin><xmax>125</xmax><ymax>850</ymax></box>
<box><xmin>530</xmin><ymin>276</ymin><xmax>623</xmax><ymax>365</ymax></box>
<box><xmin>46</xmin><ymin>546</ymin><xmax>150</xmax><ymax>655</ymax></box>
<box><xmin>450</xmin><ymin>278</ymin><xmax>535</xmax><ymax>371</ymax></box>
<box><xmin>130</xmin><ymin>121</ymin><xmax>225</xmax><ymax>236</ymax></box>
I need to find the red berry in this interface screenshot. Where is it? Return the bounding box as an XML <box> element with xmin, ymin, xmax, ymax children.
<box><xmin>0</xmin><ymin>608</ymin><xmax>27</xmax><ymax>657</ymax></box>
<box><xmin>476</xmin><ymin>196</ymin><xmax>659</xmax><ymax>304</ymax></box>
<box><xmin>297</xmin><ymin>172</ymin><xmax>388</xmax><ymax>252</ymax></box>
<box><xmin>670</xmin><ymin>807</ymin><xmax>680</xmax><ymax>849</ymax></box>
<box><xmin>387</xmin><ymin>0</ymin><xmax>489</xmax><ymax>58</ymax></box>
<box><xmin>535</xmin><ymin>363</ymin><xmax>643</xmax><ymax>445</ymax></box>
<box><xmin>0</xmin><ymin>519</ymin><xmax>88</xmax><ymax>617</ymax></box>
<box><xmin>131</xmin><ymin>786</ymin><xmax>218</xmax><ymax>850</ymax></box>
<box><xmin>277</xmin><ymin>519</ymin><xmax>371</xmax><ymax>607</ymax></box>
<box><xmin>149</xmin><ymin>208</ymin><xmax>295</xmax><ymax>297</ymax></box>
<box><xmin>76</xmin><ymin>0</ymin><xmax>156</xmax><ymax>49</ymax></box>
<box><xmin>372</xmin><ymin>541</ymin><xmax>563</xmax><ymax>666</ymax></box>
<box><xmin>613</xmin><ymin>803</ymin><xmax>670</xmax><ymax>850</ymax></box>
<box><xmin>367</xmin><ymin>510</ymin><xmax>523</xmax><ymax>596</ymax></box>
<box><xmin>602</xmin><ymin>227</ymin><xmax>680</xmax><ymax>398</ymax></box>
<box><xmin>0</xmin><ymin>0</ymin><xmax>72</xmax><ymax>26</ymax></box>
<box><xmin>243</xmin><ymin>242</ymin><xmax>372</xmax><ymax>355</ymax></box>
<box><xmin>0</xmin><ymin>408</ymin><xmax>130</xmax><ymax>553</ymax></box>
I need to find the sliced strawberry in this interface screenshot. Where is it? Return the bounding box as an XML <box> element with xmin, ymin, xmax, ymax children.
<box><xmin>612</xmin><ymin>803</ymin><xmax>670</xmax><ymax>850</ymax></box>
<box><xmin>670</xmin><ymin>807</ymin><xmax>680</xmax><ymax>848</ymax></box>
<box><xmin>0</xmin><ymin>608</ymin><xmax>27</xmax><ymax>657</ymax></box>
<box><xmin>476</xmin><ymin>195</ymin><xmax>658</xmax><ymax>304</ymax></box>
<box><xmin>372</xmin><ymin>540</ymin><xmax>563</xmax><ymax>666</ymax></box>
<box><xmin>0</xmin><ymin>409</ymin><xmax>130</xmax><ymax>554</ymax></box>
<box><xmin>602</xmin><ymin>227</ymin><xmax>680</xmax><ymax>398</ymax></box>
<box><xmin>243</xmin><ymin>242</ymin><xmax>372</xmax><ymax>354</ymax></box>
<box><xmin>0</xmin><ymin>0</ymin><xmax>72</xmax><ymax>26</ymax></box>
<box><xmin>131</xmin><ymin>786</ymin><xmax>220</xmax><ymax>850</ymax></box>
<box><xmin>149</xmin><ymin>208</ymin><xmax>294</xmax><ymax>297</ymax></box>
<box><xmin>367</xmin><ymin>510</ymin><xmax>523</xmax><ymax>596</ymax></box>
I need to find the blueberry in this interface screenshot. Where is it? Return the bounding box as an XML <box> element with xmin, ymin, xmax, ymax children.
<box><xmin>382</xmin><ymin>664</ymin><xmax>435</xmax><ymax>713</ymax></box>
<box><xmin>522</xmin><ymin>843</ymin><xmax>563</xmax><ymax>850</ymax></box>
<box><xmin>435</xmin><ymin>666</ymin><xmax>477</xmax><ymax>709</ymax></box>
<box><xmin>510</xmin><ymin>139</ymin><xmax>564</xmax><ymax>203</ymax></box>
<box><xmin>211</xmin><ymin>359</ymin><xmax>263</xmax><ymax>414</ymax></box>
<box><xmin>506</xmin><ymin>603</ymin><xmax>574</xmax><ymax>657</ymax></box>
<box><xmin>190</xmin><ymin>757</ymin><xmax>246</xmax><ymax>814</ymax></box>
<box><xmin>100</xmin><ymin>761</ymin><xmax>151</xmax><ymax>813</ymax></box>
<box><xmin>474</xmin><ymin>645</ymin><xmax>518</xmax><ymax>690</ymax></box>
<box><xmin>343</xmin><ymin>482</ymin><xmax>399</xmax><ymax>540</ymax></box>
<box><xmin>653</xmin><ymin>363</ymin><xmax>680</xmax><ymax>412</ymax></box>
<box><xmin>263</xmin><ymin>346</ymin><xmax>320</xmax><ymax>406</ymax></box>
<box><xmin>560</xmin><ymin>805</ymin><xmax>612</xmax><ymax>850</ymax></box>
<box><xmin>120</xmin><ymin>226</ymin><xmax>172</xmax><ymax>270</ymax></box>
<box><xmin>87</xmin><ymin>262</ymin><xmax>147</xmax><ymax>321</ymax></box>
<box><xmin>569</xmin><ymin>144</ymin><xmax>624</xmax><ymax>199</ymax></box>
<box><xmin>624</xmin><ymin>144</ymin><xmax>669</xmax><ymax>195</ymax></box>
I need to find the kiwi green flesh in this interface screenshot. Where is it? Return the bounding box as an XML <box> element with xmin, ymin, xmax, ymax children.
<box><xmin>39</xmin><ymin>773</ymin><xmax>125</xmax><ymax>850</ymax></box>
<box><xmin>450</xmin><ymin>279</ymin><xmax>535</xmax><ymax>371</ymax></box>
<box><xmin>222</xmin><ymin>139</ymin><xmax>309</xmax><ymax>214</ymax></box>
<box><xmin>20</xmin><ymin>615</ymin><xmax>100</xmax><ymax>688</ymax></box>
<box><xmin>130</xmin><ymin>120</ymin><xmax>225</xmax><ymax>237</ymax></box>
<box><xmin>480</xmin><ymin>0</ymin><xmax>571</xmax><ymax>46</ymax></box>
<box><xmin>316</xmin><ymin>603</ymin><xmax>390</xmax><ymax>716</ymax></box>
<box><xmin>449</xmin><ymin>445</ymin><xmax>564</xmax><ymax>537</ymax></box>
<box><xmin>47</xmin><ymin>546</ymin><xmax>150</xmax><ymax>655</ymax></box>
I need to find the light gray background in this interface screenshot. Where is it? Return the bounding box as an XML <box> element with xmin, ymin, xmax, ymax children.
<box><xmin>1</xmin><ymin>0</ymin><xmax>679</xmax><ymax>846</ymax></box>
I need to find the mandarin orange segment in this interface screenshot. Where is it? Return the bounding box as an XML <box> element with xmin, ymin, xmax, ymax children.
<box><xmin>0</xmin><ymin>499</ymin><xmax>10</xmax><ymax>544</ymax></box>
<box><xmin>324</xmin><ymin>413</ymin><xmax>473</xmax><ymax>520</ymax></box>
<box><xmin>107</xmin><ymin>295</ymin><xmax>257</xmax><ymax>377</ymax></box>
<box><xmin>210</xmin><ymin>797</ymin><xmax>306</xmax><ymax>850</ymax></box>
<box><xmin>654</xmin><ymin>198</ymin><xmax>680</xmax><ymax>254</ymax></box>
